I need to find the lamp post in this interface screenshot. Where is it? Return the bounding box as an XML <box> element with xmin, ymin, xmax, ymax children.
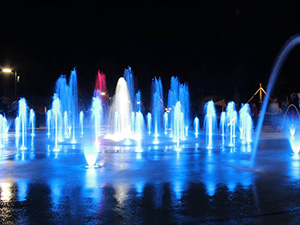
<box><xmin>1</xmin><ymin>68</ymin><xmax>18</xmax><ymax>98</ymax></box>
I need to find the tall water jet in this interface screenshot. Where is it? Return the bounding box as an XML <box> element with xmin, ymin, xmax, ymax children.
<box><xmin>220</xmin><ymin>112</ymin><xmax>226</xmax><ymax>136</ymax></box>
<box><xmin>124</xmin><ymin>66</ymin><xmax>135</xmax><ymax>106</ymax></box>
<box><xmin>80</xmin><ymin>111</ymin><xmax>84</xmax><ymax>137</ymax></box>
<box><xmin>134</xmin><ymin>111</ymin><xmax>145</xmax><ymax>148</ymax></box>
<box><xmin>94</xmin><ymin>70</ymin><xmax>107</xmax><ymax>102</ymax></box>
<box><xmin>46</xmin><ymin>110</ymin><xmax>51</xmax><ymax>137</ymax></box>
<box><xmin>91</xmin><ymin>97</ymin><xmax>103</xmax><ymax>145</ymax></box>
<box><xmin>220</xmin><ymin>111</ymin><xmax>226</xmax><ymax>149</ymax></box>
<box><xmin>239</xmin><ymin>104</ymin><xmax>253</xmax><ymax>144</ymax></box>
<box><xmin>69</xmin><ymin>69</ymin><xmax>78</xmax><ymax>143</ymax></box>
<box><xmin>194</xmin><ymin>116</ymin><xmax>199</xmax><ymax>137</ymax></box>
<box><xmin>15</xmin><ymin>117</ymin><xmax>20</xmax><ymax>137</ymax></box>
<box><xmin>17</xmin><ymin>98</ymin><xmax>28</xmax><ymax>150</ymax></box>
<box><xmin>204</xmin><ymin>100</ymin><xmax>217</xmax><ymax>149</ymax></box>
<box><xmin>107</xmin><ymin>77</ymin><xmax>132</xmax><ymax>141</ymax></box>
<box><xmin>147</xmin><ymin>112</ymin><xmax>152</xmax><ymax>135</ymax></box>
<box><xmin>164</xmin><ymin>112</ymin><xmax>168</xmax><ymax>135</ymax></box>
<box><xmin>0</xmin><ymin>115</ymin><xmax>8</xmax><ymax>148</ymax></box>
<box><xmin>151</xmin><ymin>77</ymin><xmax>164</xmax><ymax>137</ymax></box>
<box><xmin>167</xmin><ymin>77</ymin><xmax>190</xmax><ymax>138</ymax></box>
<box><xmin>173</xmin><ymin>101</ymin><xmax>183</xmax><ymax>150</ymax></box>
<box><xmin>251</xmin><ymin>35</ymin><xmax>300</xmax><ymax>166</ymax></box>
<box><xmin>135</xmin><ymin>91</ymin><xmax>142</xmax><ymax>112</ymax></box>
<box><xmin>226</xmin><ymin>101</ymin><xmax>238</xmax><ymax>147</ymax></box>
<box><xmin>63</xmin><ymin>111</ymin><xmax>69</xmax><ymax>138</ymax></box>
<box><xmin>51</xmin><ymin>95</ymin><xmax>63</xmax><ymax>151</ymax></box>
<box><xmin>55</xmin><ymin>68</ymin><xmax>78</xmax><ymax>143</ymax></box>
<box><xmin>29</xmin><ymin>109</ymin><xmax>35</xmax><ymax>136</ymax></box>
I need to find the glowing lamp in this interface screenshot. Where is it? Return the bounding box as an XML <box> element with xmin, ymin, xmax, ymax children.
<box><xmin>2</xmin><ymin>68</ymin><xmax>12</xmax><ymax>73</ymax></box>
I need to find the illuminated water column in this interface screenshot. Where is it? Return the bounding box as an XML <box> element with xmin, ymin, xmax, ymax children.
<box><xmin>51</xmin><ymin>95</ymin><xmax>62</xmax><ymax>151</ymax></box>
<box><xmin>91</xmin><ymin>97</ymin><xmax>103</xmax><ymax>145</ymax></box>
<box><xmin>173</xmin><ymin>101</ymin><xmax>183</xmax><ymax>150</ymax></box>
<box><xmin>164</xmin><ymin>112</ymin><xmax>168</xmax><ymax>135</ymax></box>
<box><xmin>47</xmin><ymin>110</ymin><xmax>51</xmax><ymax>137</ymax></box>
<box><xmin>194</xmin><ymin>116</ymin><xmax>199</xmax><ymax>137</ymax></box>
<box><xmin>147</xmin><ymin>112</ymin><xmax>152</xmax><ymax>135</ymax></box>
<box><xmin>151</xmin><ymin>77</ymin><xmax>164</xmax><ymax>137</ymax></box>
<box><xmin>29</xmin><ymin>109</ymin><xmax>35</xmax><ymax>136</ymax></box>
<box><xmin>18</xmin><ymin>98</ymin><xmax>28</xmax><ymax>150</ymax></box>
<box><xmin>226</xmin><ymin>101</ymin><xmax>238</xmax><ymax>147</ymax></box>
<box><xmin>108</xmin><ymin>77</ymin><xmax>132</xmax><ymax>141</ymax></box>
<box><xmin>80</xmin><ymin>111</ymin><xmax>84</xmax><ymax>137</ymax></box>
<box><xmin>220</xmin><ymin>111</ymin><xmax>226</xmax><ymax>148</ymax></box>
<box><xmin>204</xmin><ymin>100</ymin><xmax>216</xmax><ymax>149</ymax></box>
<box><xmin>0</xmin><ymin>115</ymin><xmax>8</xmax><ymax>148</ymax></box>
<box><xmin>239</xmin><ymin>103</ymin><xmax>253</xmax><ymax>144</ymax></box>
<box><xmin>63</xmin><ymin>111</ymin><xmax>69</xmax><ymax>139</ymax></box>
<box><xmin>55</xmin><ymin>68</ymin><xmax>79</xmax><ymax>144</ymax></box>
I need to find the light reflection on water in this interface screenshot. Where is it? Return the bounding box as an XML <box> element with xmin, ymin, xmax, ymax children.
<box><xmin>1</xmin><ymin>133</ymin><xmax>300</xmax><ymax>223</ymax></box>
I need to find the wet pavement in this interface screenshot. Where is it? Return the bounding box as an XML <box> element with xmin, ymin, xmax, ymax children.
<box><xmin>1</xmin><ymin>130</ymin><xmax>300</xmax><ymax>224</ymax></box>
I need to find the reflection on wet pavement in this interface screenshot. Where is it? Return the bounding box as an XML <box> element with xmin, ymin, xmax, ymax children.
<box><xmin>1</xmin><ymin>131</ymin><xmax>300</xmax><ymax>224</ymax></box>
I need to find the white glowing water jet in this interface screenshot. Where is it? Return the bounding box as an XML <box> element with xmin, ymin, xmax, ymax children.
<box><xmin>91</xmin><ymin>97</ymin><xmax>103</xmax><ymax>144</ymax></box>
<box><xmin>18</xmin><ymin>98</ymin><xmax>28</xmax><ymax>150</ymax></box>
<box><xmin>51</xmin><ymin>95</ymin><xmax>63</xmax><ymax>151</ymax></box>
<box><xmin>226</xmin><ymin>101</ymin><xmax>238</xmax><ymax>147</ymax></box>
<box><xmin>80</xmin><ymin>111</ymin><xmax>84</xmax><ymax>137</ymax></box>
<box><xmin>83</xmin><ymin>146</ymin><xmax>99</xmax><ymax>168</ymax></box>
<box><xmin>147</xmin><ymin>112</ymin><xmax>152</xmax><ymax>135</ymax></box>
<box><xmin>107</xmin><ymin>77</ymin><xmax>132</xmax><ymax>141</ymax></box>
<box><xmin>0</xmin><ymin>115</ymin><xmax>8</xmax><ymax>148</ymax></box>
<box><xmin>63</xmin><ymin>111</ymin><xmax>69</xmax><ymax>139</ymax></box>
<box><xmin>173</xmin><ymin>101</ymin><xmax>184</xmax><ymax>150</ymax></box>
<box><xmin>29</xmin><ymin>109</ymin><xmax>35</xmax><ymax>137</ymax></box>
<box><xmin>194</xmin><ymin>116</ymin><xmax>199</xmax><ymax>137</ymax></box>
<box><xmin>46</xmin><ymin>110</ymin><xmax>51</xmax><ymax>137</ymax></box>
<box><xmin>164</xmin><ymin>112</ymin><xmax>168</xmax><ymax>135</ymax></box>
<box><xmin>204</xmin><ymin>100</ymin><xmax>216</xmax><ymax>149</ymax></box>
<box><xmin>239</xmin><ymin>104</ymin><xmax>253</xmax><ymax>144</ymax></box>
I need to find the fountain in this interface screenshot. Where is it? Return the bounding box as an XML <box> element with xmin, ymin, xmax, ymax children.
<box><xmin>147</xmin><ymin>112</ymin><xmax>152</xmax><ymax>135</ymax></box>
<box><xmin>80</xmin><ymin>111</ymin><xmax>84</xmax><ymax>137</ymax></box>
<box><xmin>204</xmin><ymin>100</ymin><xmax>216</xmax><ymax>149</ymax></box>
<box><xmin>91</xmin><ymin>97</ymin><xmax>103</xmax><ymax>145</ymax></box>
<box><xmin>151</xmin><ymin>77</ymin><xmax>164</xmax><ymax>137</ymax></box>
<box><xmin>239</xmin><ymin>104</ymin><xmax>253</xmax><ymax>144</ymax></box>
<box><xmin>194</xmin><ymin>116</ymin><xmax>199</xmax><ymax>137</ymax></box>
<box><xmin>167</xmin><ymin>77</ymin><xmax>190</xmax><ymax>138</ymax></box>
<box><xmin>226</xmin><ymin>101</ymin><xmax>238</xmax><ymax>147</ymax></box>
<box><xmin>50</xmin><ymin>95</ymin><xmax>63</xmax><ymax>151</ymax></box>
<box><xmin>54</xmin><ymin>68</ymin><xmax>78</xmax><ymax>143</ymax></box>
<box><xmin>107</xmin><ymin>77</ymin><xmax>132</xmax><ymax>141</ymax></box>
<box><xmin>17</xmin><ymin>98</ymin><xmax>28</xmax><ymax>150</ymax></box>
<box><xmin>29</xmin><ymin>109</ymin><xmax>35</xmax><ymax>137</ymax></box>
<box><xmin>164</xmin><ymin>112</ymin><xmax>168</xmax><ymax>135</ymax></box>
<box><xmin>0</xmin><ymin>114</ymin><xmax>9</xmax><ymax>148</ymax></box>
<box><xmin>251</xmin><ymin>35</ymin><xmax>300</xmax><ymax>166</ymax></box>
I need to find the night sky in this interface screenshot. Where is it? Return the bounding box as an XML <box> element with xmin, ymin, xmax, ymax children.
<box><xmin>1</xmin><ymin>0</ymin><xmax>300</xmax><ymax>108</ymax></box>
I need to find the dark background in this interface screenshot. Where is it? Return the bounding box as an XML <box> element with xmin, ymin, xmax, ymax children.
<box><xmin>1</xmin><ymin>0</ymin><xmax>300</xmax><ymax>109</ymax></box>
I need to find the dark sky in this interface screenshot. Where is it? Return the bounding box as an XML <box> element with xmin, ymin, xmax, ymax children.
<box><xmin>1</xmin><ymin>0</ymin><xmax>300</xmax><ymax>107</ymax></box>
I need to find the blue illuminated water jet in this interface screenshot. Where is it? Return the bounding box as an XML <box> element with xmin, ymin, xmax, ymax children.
<box><xmin>251</xmin><ymin>35</ymin><xmax>300</xmax><ymax>166</ymax></box>
<box><xmin>151</xmin><ymin>77</ymin><xmax>164</xmax><ymax>137</ymax></box>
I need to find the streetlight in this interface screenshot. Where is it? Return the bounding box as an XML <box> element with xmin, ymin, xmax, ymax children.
<box><xmin>1</xmin><ymin>68</ymin><xmax>18</xmax><ymax>98</ymax></box>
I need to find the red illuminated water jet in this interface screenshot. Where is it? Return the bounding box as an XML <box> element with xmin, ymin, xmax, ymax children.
<box><xmin>94</xmin><ymin>70</ymin><xmax>107</xmax><ymax>104</ymax></box>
